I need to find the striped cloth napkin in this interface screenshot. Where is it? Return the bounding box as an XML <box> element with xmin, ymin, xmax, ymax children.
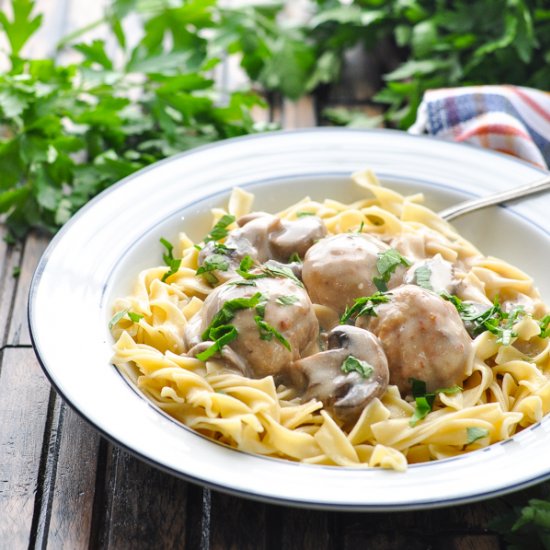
<box><xmin>409</xmin><ymin>85</ymin><xmax>550</xmax><ymax>170</ymax></box>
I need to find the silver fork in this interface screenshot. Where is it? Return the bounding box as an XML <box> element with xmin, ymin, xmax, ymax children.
<box><xmin>438</xmin><ymin>173</ymin><xmax>550</xmax><ymax>221</ymax></box>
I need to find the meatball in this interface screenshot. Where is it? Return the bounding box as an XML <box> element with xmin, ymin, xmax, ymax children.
<box><xmin>302</xmin><ymin>233</ymin><xmax>405</xmax><ymax>315</ymax></box>
<box><xmin>357</xmin><ymin>285</ymin><xmax>472</xmax><ymax>395</ymax></box>
<box><xmin>185</xmin><ymin>276</ymin><xmax>319</xmax><ymax>379</ymax></box>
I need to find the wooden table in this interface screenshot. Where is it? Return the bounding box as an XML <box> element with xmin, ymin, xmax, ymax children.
<box><xmin>2</xmin><ymin>2</ymin><xmax>550</xmax><ymax>548</ymax></box>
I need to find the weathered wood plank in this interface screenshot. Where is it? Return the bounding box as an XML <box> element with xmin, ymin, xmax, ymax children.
<box><xmin>337</xmin><ymin>511</ymin><xmax>427</xmax><ymax>549</ymax></box>
<box><xmin>0</xmin><ymin>235</ymin><xmax>23</xmax><ymax>347</ymax></box>
<box><xmin>207</xmin><ymin>491</ymin><xmax>269</xmax><ymax>550</ymax></box>
<box><xmin>335</xmin><ymin>503</ymin><xmax>506</xmax><ymax>549</ymax></box>
<box><xmin>44</xmin><ymin>404</ymin><xmax>101</xmax><ymax>550</ymax></box>
<box><xmin>0</xmin><ymin>348</ymin><xmax>52</xmax><ymax>547</ymax></box>
<box><xmin>7</xmin><ymin>231</ymin><xmax>50</xmax><ymax>346</ymax></box>
<box><xmin>99</xmin><ymin>445</ymin><xmax>191</xmax><ymax>549</ymax></box>
<box><xmin>278</xmin><ymin>508</ymin><xmax>332</xmax><ymax>550</ymax></box>
<box><xmin>445</xmin><ymin>535</ymin><xmax>501</xmax><ymax>550</ymax></box>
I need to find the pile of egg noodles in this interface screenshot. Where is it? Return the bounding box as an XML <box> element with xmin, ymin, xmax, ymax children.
<box><xmin>110</xmin><ymin>171</ymin><xmax>550</xmax><ymax>471</ymax></box>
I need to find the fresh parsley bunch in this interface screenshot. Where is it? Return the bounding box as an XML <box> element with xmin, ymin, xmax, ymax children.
<box><xmin>0</xmin><ymin>0</ymin><xmax>267</xmax><ymax>238</ymax></box>
<box><xmin>247</xmin><ymin>0</ymin><xmax>550</xmax><ymax>128</ymax></box>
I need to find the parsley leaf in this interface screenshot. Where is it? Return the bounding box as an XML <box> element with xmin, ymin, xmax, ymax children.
<box><xmin>127</xmin><ymin>311</ymin><xmax>144</xmax><ymax>323</ymax></box>
<box><xmin>341</xmin><ymin>355</ymin><xmax>374</xmax><ymax>378</ymax></box>
<box><xmin>409</xmin><ymin>378</ymin><xmax>462</xmax><ymax>426</ymax></box>
<box><xmin>442</xmin><ymin>293</ymin><xmax>525</xmax><ymax>345</ymax></box>
<box><xmin>160</xmin><ymin>237</ymin><xmax>182</xmax><ymax>282</ymax></box>
<box><xmin>108</xmin><ymin>308</ymin><xmax>143</xmax><ymax>330</ymax></box>
<box><xmin>409</xmin><ymin>396</ymin><xmax>433</xmax><ymax>427</ymax></box>
<box><xmin>239</xmin><ymin>255</ymin><xmax>255</xmax><ymax>272</ymax></box>
<box><xmin>538</xmin><ymin>315</ymin><xmax>550</xmax><ymax>339</ymax></box>
<box><xmin>340</xmin><ymin>292</ymin><xmax>390</xmax><ymax>324</ymax></box>
<box><xmin>276</xmin><ymin>295</ymin><xmax>299</xmax><ymax>306</ymax></box>
<box><xmin>373</xmin><ymin>248</ymin><xmax>411</xmax><ymax>292</ymax></box>
<box><xmin>204</xmin><ymin>214</ymin><xmax>236</xmax><ymax>243</ymax></box>
<box><xmin>254</xmin><ymin>316</ymin><xmax>291</xmax><ymax>350</ymax></box>
<box><xmin>236</xmin><ymin>255</ymin><xmax>266</xmax><ymax>280</ymax></box>
<box><xmin>466</xmin><ymin>427</ymin><xmax>489</xmax><ymax>445</ymax></box>
<box><xmin>289</xmin><ymin>252</ymin><xmax>302</xmax><ymax>263</ymax></box>
<box><xmin>228</xmin><ymin>280</ymin><xmax>257</xmax><ymax>287</ymax></box>
<box><xmin>196</xmin><ymin>324</ymin><xmax>238</xmax><ymax>362</ymax></box>
<box><xmin>296</xmin><ymin>211</ymin><xmax>315</xmax><ymax>217</ymax></box>
<box><xmin>202</xmin><ymin>292</ymin><xmax>263</xmax><ymax>340</ymax></box>
<box><xmin>413</xmin><ymin>265</ymin><xmax>432</xmax><ymax>290</ymax></box>
<box><xmin>262</xmin><ymin>262</ymin><xmax>304</xmax><ymax>288</ymax></box>
<box><xmin>196</xmin><ymin>253</ymin><xmax>230</xmax><ymax>284</ymax></box>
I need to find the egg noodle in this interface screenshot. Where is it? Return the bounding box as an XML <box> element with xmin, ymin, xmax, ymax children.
<box><xmin>110</xmin><ymin>171</ymin><xmax>550</xmax><ymax>471</ymax></box>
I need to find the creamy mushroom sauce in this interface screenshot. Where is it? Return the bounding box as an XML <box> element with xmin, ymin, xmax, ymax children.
<box><xmin>111</xmin><ymin>172</ymin><xmax>550</xmax><ymax>470</ymax></box>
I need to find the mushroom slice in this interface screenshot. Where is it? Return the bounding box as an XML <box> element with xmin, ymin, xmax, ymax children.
<box><xmin>290</xmin><ymin>325</ymin><xmax>389</xmax><ymax>427</ymax></box>
<box><xmin>197</xmin><ymin>213</ymin><xmax>326</xmax><ymax>285</ymax></box>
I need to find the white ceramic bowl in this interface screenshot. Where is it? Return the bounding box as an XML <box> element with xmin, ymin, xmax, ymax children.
<box><xmin>29</xmin><ymin>129</ymin><xmax>550</xmax><ymax>510</ymax></box>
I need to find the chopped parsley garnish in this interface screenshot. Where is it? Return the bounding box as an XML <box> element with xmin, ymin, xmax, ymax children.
<box><xmin>289</xmin><ymin>252</ymin><xmax>302</xmax><ymax>263</ymax></box>
<box><xmin>409</xmin><ymin>378</ymin><xmax>462</xmax><ymax>426</ymax></box>
<box><xmin>442</xmin><ymin>293</ymin><xmax>525</xmax><ymax>345</ymax></box>
<box><xmin>276</xmin><ymin>295</ymin><xmax>299</xmax><ymax>306</ymax></box>
<box><xmin>441</xmin><ymin>292</ymin><xmax>480</xmax><ymax>320</ymax></box>
<box><xmin>201</xmin><ymin>292</ymin><xmax>263</xmax><ymax>341</ymax></box>
<box><xmin>497</xmin><ymin>306</ymin><xmax>526</xmax><ymax>345</ymax></box>
<box><xmin>357</xmin><ymin>221</ymin><xmax>365</xmax><ymax>233</ymax></box>
<box><xmin>128</xmin><ymin>312</ymin><xmax>144</xmax><ymax>323</ymax></box>
<box><xmin>539</xmin><ymin>315</ymin><xmax>550</xmax><ymax>338</ymax></box>
<box><xmin>160</xmin><ymin>237</ymin><xmax>182</xmax><ymax>282</ymax></box>
<box><xmin>204</xmin><ymin>214</ymin><xmax>236</xmax><ymax>243</ymax></box>
<box><xmin>236</xmin><ymin>270</ymin><xmax>267</xmax><ymax>281</ymax></box>
<box><xmin>466</xmin><ymin>427</ymin><xmax>490</xmax><ymax>445</ymax></box>
<box><xmin>296</xmin><ymin>211</ymin><xmax>315</xmax><ymax>218</ymax></box>
<box><xmin>108</xmin><ymin>309</ymin><xmax>144</xmax><ymax>330</ymax></box>
<box><xmin>413</xmin><ymin>264</ymin><xmax>433</xmax><ymax>290</ymax></box>
<box><xmin>198</xmin><ymin>284</ymin><xmax>296</xmax><ymax>362</ymax></box>
<box><xmin>341</xmin><ymin>355</ymin><xmax>374</xmax><ymax>379</ymax></box>
<box><xmin>196</xmin><ymin>253</ymin><xmax>230</xmax><ymax>284</ymax></box>
<box><xmin>254</xmin><ymin>316</ymin><xmax>291</xmax><ymax>350</ymax></box>
<box><xmin>373</xmin><ymin>248</ymin><xmax>411</xmax><ymax>292</ymax></box>
<box><xmin>236</xmin><ymin>255</ymin><xmax>266</xmax><ymax>280</ymax></box>
<box><xmin>263</xmin><ymin>262</ymin><xmax>304</xmax><ymax>287</ymax></box>
<box><xmin>228</xmin><ymin>280</ymin><xmax>257</xmax><ymax>287</ymax></box>
<box><xmin>160</xmin><ymin>237</ymin><xmax>176</xmax><ymax>263</ymax></box>
<box><xmin>195</xmin><ymin>243</ymin><xmax>235</xmax><ymax>283</ymax></box>
<box><xmin>235</xmin><ymin>258</ymin><xmax>304</xmax><ymax>286</ymax></box>
<box><xmin>196</xmin><ymin>325</ymin><xmax>238</xmax><ymax>362</ymax></box>
<box><xmin>255</xmin><ymin>296</ymin><xmax>267</xmax><ymax>318</ymax></box>
<box><xmin>340</xmin><ymin>292</ymin><xmax>390</xmax><ymax>324</ymax></box>
<box><xmin>239</xmin><ymin>255</ymin><xmax>255</xmax><ymax>272</ymax></box>
<box><xmin>409</xmin><ymin>396</ymin><xmax>433</xmax><ymax>427</ymax></box>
